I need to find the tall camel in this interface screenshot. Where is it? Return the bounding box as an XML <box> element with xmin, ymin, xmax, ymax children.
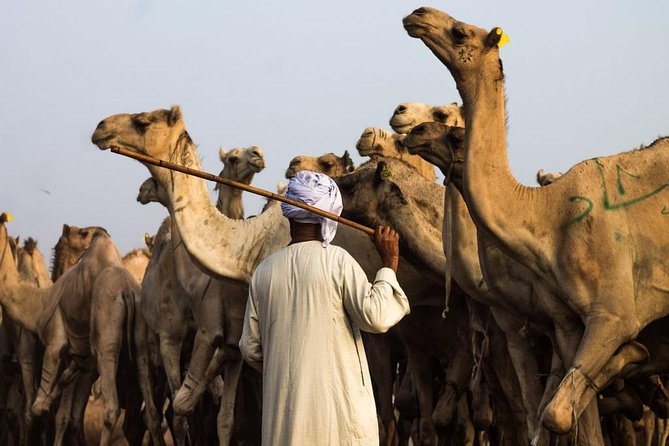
<box><xmin>389</xmin><ymin>102</ymin><xmax>464</xmax><ymax>134</ymax></box>
<box><xmin>0</xmin><ymin>213</ymin><xmax>71</xmax><ymax>425</ymax></box>
<box><xmin>403</xmin><ymin>121</ymin><xmax>659</xmax><ymax>443</ymax></box>
<box><xmin>46</xmin><ymin>228</ymin><xmax>163</xmax><ymax>446</ymax></box>
<box><xmin>356</xmin><ymin>127</ymin><xmax>436</xmax><ymax>182</ymax></box>
<box><xmin>137</xmin><ymin>144</ymin><xmax>265</xmax><ymax>445</ymax></box>
<box><xmin>284</xmin><ymin>151</ymin><xmax>355</xmax><ymax>179</ymax></box>
<box><xmin>402</xmin><ymin>6</ymin><xmax>669</xmax><ymax>435</ymax></box>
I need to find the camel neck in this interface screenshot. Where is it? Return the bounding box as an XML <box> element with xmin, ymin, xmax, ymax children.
<box><xmin>162</xmin><ymin>137</ymin><xmax>289</xmax><ymax>281</ymax></box>
<box><xmin>460</xmin><ymin>74</ymin><xmax>545</xmax><ymax>265</ymax></box>
<box><xmin>216</xmin><ymin>184</ymin><xmax>245</xmax><ymax>220</ymax></box>
<box><xmin>0</xmin><ymin>227</ymin><xmax>42</xmax><ymax>332</ymax></box>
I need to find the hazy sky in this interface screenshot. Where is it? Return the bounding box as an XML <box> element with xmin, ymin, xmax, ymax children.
<box><xmin>1</xmin><ymin>1</ymin><xmax>667</xmax><ymax>258</ymax></box>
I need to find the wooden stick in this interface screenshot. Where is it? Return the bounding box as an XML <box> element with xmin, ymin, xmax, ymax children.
<box><xmin>110</xmin><ymin>146</ymin><xmax>375</xmax><ymax>236</ymax></box>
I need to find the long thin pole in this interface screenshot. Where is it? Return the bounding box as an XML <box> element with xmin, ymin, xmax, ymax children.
<box><xmin>111</xmin><ymin>146</ymin><xmax>375</xmax><ymax>236</ymax></box>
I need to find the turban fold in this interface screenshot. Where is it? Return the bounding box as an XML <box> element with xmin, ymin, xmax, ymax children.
<box><xmin>281</xmin><ymin>171</ymin><xmax>343</xmax><ymax>246</ymax></box>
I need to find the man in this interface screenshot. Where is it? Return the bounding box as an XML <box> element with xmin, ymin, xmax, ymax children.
<box><xmin>239</xmin><ymin>170</ymin><xmax>410</xmax><ymax>445</ymax></box>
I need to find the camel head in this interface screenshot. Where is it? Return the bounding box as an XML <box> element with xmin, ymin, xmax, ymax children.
<box><xmin>403</xmin><ymin>122</ymin><xmax>465</xmax><ymax>183</ymax></box>
<box><xmin>390</xmin><ymin>102</ymin><xmax>464</xmax><ymax>134</ymax></box>
<box><xmin>52</xmin><ymin>224</ymin><xmax>110</xmax><ymax>281</ymax></box>
<box><xmin>536</xmin><ymin>169</ymin><xmax>564</xmax><ymax>187</ymax></box>
<box><xmin>137</xmin><ymin>177</ymin><xmax>169</xmax><ymax>207</ymax></box>
<box><xmin>217</xmin><ymin>146</ymin><xmax>265</xmax><ymax>185</ymax></box>
<box><xmin>91</xmin><ymin>105</ymin><xmax>187</xmax><ymax>186</ymax></box>
<box><xmin>18</xmin><ymin>238</ymin><xmax>52</xmax><ymax>288</ymax></box>
<box><xmin>356</xmin><ymin>127</ymin><xmax>406</xmax><ymax>159</ymax></box>
<box><xmin>336</xmin><ymin>159</ymin><xmax>445</xmax><ymax>278</ymax></box>
<box><xmin>284</xmin><ymin>151</ymin><xmax>355</xmax><ymax>179</ymax></box>
<box><xmin>403</xmin><ymin>7</ymin><xmax>505</xmax><ymax>86</ymax></box>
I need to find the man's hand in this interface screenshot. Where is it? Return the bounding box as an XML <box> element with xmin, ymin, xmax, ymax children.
<box><xmin>372</xmin><ymin>226</ymin><xmax>400</xmax><ymax>272</ymax></box>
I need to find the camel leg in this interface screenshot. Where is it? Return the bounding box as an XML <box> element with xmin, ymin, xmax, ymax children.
<box><xmin>455</xmin><ymin>394</ymin><xmax>474</xmax><ymax>446</ymax></box>
<box><xmin>134</xmin><ymin>314</ymin><xmax>166</xmax><ymax>446</ymax></box>
<box><xmin>659</xmin><ymin>416</ymin><xmax>669</xmax><ymax>446</ymax></box>
<box><xmin>159</xmin><ymin>334</ymin><xmax>188</xmax><ymax>446</ymax></box>
<box><xmin>93</xmin><ymin>333</ymin><xmax>123</xmax><ymax>446</ymax></box>
<box><xmin>53</xmin><ymin>377</ymin><xmax>78</xmax><ymax>446</ymax></box>
<box><xmin>544</xmin><ymin>306</ymin><xmax>638</xmax><ymax>435</ymax></box>
<box><xmin>174</xmin><ymin>291</ymin><xmax>224</xmax><ymax>416</ymax></box>
<box><xmin>549</xmin><ymin>320</ymin><xmax>604</xmax><ymax>445</ymax></box>
<box><xmin>69</xmin><ymin>370</ymin><xmax>96</xmax><ymax>446</ymax></box>
<box><xmin>642</xmin><ymin>408</ymin><xmax>654</xmax><ymax>446</ymax></box>
<box><xmin>216</xmin><ymin>358</ymin><xmax>243</xmax><ymax>445</ymax></box>
<box><xmin>406</xmin><ymin>351</ymin><xmax>437</xmax><ymax>446</ymax></box>
<box><xmin>31</xmin><ymin>316</ymin><xmax>69</xmax><ymax>417</ymax></box>
<box><xmin>16</xmin><ymin>329</ymin><xmax>38</xmax><ymax>441</ymax></box>
<box><xmin>491</xmin><ymin>308</ymin><xmax>545</xmax><ymax>439</ymax></box>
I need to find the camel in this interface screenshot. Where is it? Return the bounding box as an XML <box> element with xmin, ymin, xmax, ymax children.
<box><xmin>0</xmin><ymin>213</ymin><xmax>72</xmax><ymax>430</ymax></box>
<box><xmin>536</xmin><ymin>169</ymin><xmax>564</xmax><ymax>187</ymax></box>
<box><xmin>136</xmin><ymin>144</ymin><xmax>266</xmax><ymax>445</ymax></box>
<box><xmin>284</xmin><ymin>151</ymin><xmax>355</xmax><ymax>179</ymax></box>
<box><xmin>121</xmin><ymin>248</ymin><xmax>150</xmax><ymax>285</ymax></box>
<box><xmin>215</xmin><ymin>146</ymin><xmax>265</xmax><ymax>219</ymax></box>
<box><xmin>44</xmin><ymin>226</ymin><xmax>162</xmax><ymax>446</ymax></box>
<box><xmin>356</xmin><ymin>127</ymin><xmax>436</xmax><ymax>182</ymax></box>
<box><xmin>389</xmin><ymin>102</ymin><xmax>464</xmax><ymax>134</ymax></box>
<box><xmin>403</xmin><ymin>6</ymin><xmax>669</xmax><ymax>436</ymax></box>
<box><xmin>402</xmin><ymin>121</ymin><xmax>664</xmax><ymax>443</ymax></box>
<box><xmin>51</xmin><ymin>224</ymin><xmax>108</xmax><ymax>282</ymax></box>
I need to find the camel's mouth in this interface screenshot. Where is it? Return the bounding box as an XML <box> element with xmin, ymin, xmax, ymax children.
<box><xmin>403</xmin><ymin>14</ymin><xmax>432</xmax><ymax>38</ymax></box>
<box><xmin>403</xmin><ymin>140</ymin><xmax>431</xmax><ymax>156</ymax></box>
<box><xmin>91</xmin><ymin>134</ymin><xmax>114</xmax><ymax>150</ymax></box>
<box><xmin>356</xmin><ymin>131</ymin><xmax>377</xmax><ymax>156</ymax></box>
<box><xmin>389</xmin><ymin>118</ymin><xmax>414</xmax><ymax>135</ymax></box>
<box><xmin>249</xmin><ymin>156</ymin><xmax>266</xmax><ymax>172</ymax></box>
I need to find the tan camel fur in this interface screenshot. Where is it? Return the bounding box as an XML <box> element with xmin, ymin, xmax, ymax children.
<box><xmin>137</xmin><ymin>144</ymin><xmax>266</xmax><ymax>445</ymax></box>
<box><xmin>51</xmin><ymin>224</ymin><xmax>107</xmax><ymax>282</ymax></box>
<box><xmin>356</xmin><ymin>126</ymin><xmax>436</xmax><ymax>182</ymax></box>
<box><xmin>389</xmin><ymin>102</ymin><xmax>464</xmax><ymax>134</ymax></box>
<box><xmin>403</xmin><ymin>122</ymin><xmax>655</xmax><ymax>443</ymax></box>
<box><xmin>215</xmin><ymin>146</ymin><xmax>265</xmax><ymax>219</ymax></box>
<box><xmin>284</xmin><ymin>151</ymin><xmax>355</xmax><ymax>179</ymax></box>
<box><xmin>45</xmin><ymin>228</ymin><xmax>161</xmax><ymax>446</ymax></box>
<box><xmin>0</xmin><ymin>214</ymin><xmax>70</xmax><ymax>425</ymax></box>
<box><xmin>13</xmin><ymin>238</ymin><xmax>52</xmax><ymax>442</ymax></box>
<box><xmin>121</xmin><ymin>248</ymin><xmax>150</xmax><ymax>285</ymax></box>
<box><xmin>403</xmin><ymin>6</ymin><xmax>669</xmax><ymax>436</ymax></box>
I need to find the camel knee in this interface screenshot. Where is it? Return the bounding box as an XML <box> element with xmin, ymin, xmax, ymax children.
<box><xmin>103</xmin><ymin>403</ymin><xmax>121</xmax><ymax>430</ymax></box>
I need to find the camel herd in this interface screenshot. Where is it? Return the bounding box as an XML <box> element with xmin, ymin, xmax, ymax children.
<box><xmin>1</xmin><ymin>6</ymin><xmax>668</xmax><ymax>446</ymax></box>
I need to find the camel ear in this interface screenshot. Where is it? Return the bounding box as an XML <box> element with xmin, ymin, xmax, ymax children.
<box><xmin>485</xmin><ymin>27</ymin><xmax>505</xmax><ymax>49</ymax></box>
<box><xmin>62</xmin><ymin>224</ymin><xmax>70</xmax><ymax>236</ymax></box>
<box><xmin>219</xmin><ymin>147</ymin><xmax>227</xmax><ymax>162</ymax></box>
<box><xmin>342</xmin><ymin>150</ymin><xmax>355</xmax><ymax>172</ymax></box>
<box><xmin>448</xmin><ymin>127</ymin><xmax>465</xmax><ymax>144</ymax></box>
<box><xmin>167</xmin><ymin>105</ymin><xmax>182</xmax><ymax>126</ymax></box>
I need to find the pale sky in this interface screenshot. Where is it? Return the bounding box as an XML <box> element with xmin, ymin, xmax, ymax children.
<box><xmin>1</xmin><ymin>1</ymin><xmax>667</xmax><ymax>258</ymax></box>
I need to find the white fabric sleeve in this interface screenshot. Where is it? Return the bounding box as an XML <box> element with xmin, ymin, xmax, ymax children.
<box><xmin>341</xmin><ymin>255</ymin><xmax>410</xmax><ymax>334</ymax></box>
<box><xmin>239</xmin><ymin>282</ymin><xmax>263</xmax><ymax>373</ymax></box>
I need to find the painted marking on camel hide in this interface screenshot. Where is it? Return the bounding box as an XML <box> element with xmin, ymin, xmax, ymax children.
<box><xmin>568</xmin><ymin>158</ymin><xmax>669</xmax><ymax>225</ymax></box>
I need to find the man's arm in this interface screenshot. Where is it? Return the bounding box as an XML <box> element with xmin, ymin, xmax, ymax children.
<box><xmin>239</xmin><ymin>283</ymin><xmax>263</xmax><ymax>373</ymax></box>
<box><xmin>341</xmin><ymin>226</ymin><xmax>410</xmax><ymax>333</ymax></box>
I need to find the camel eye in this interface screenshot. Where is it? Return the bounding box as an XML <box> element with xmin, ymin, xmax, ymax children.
<box><xmin>452</xmin><ymin>26</ymin><xmax>467</xmax><ymax>44</ymax></box>
<box><xmin>321</xmin><ymin>161</ymin><xmax>333</xmax><ymax>170</ymax></box>
<box><xmin>228</xmin><ymin>156</ymin><xmax>238</xmax><ymax>164</ymax></box>
<box><xmin>80</xmin><ymin>230</ymin><xmax>89</xmax><ymax>238</ymax></box>
<box><xmin>132</xmin><ymin>114</ymin><xmax>151</xmax><ymax>128</ymax></box>
<box><xmin>433</xmin><ymin>110</ymin><xmax>448</xmax><ymax>122</ymax></box>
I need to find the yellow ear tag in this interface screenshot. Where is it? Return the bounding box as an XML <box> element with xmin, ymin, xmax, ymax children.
<box><xmin>2</xmin><ymin>212</ymin><xmax>13</xmax><ymax>223</ymax></box>
<box><xmin>496</xmin><ymin>28</ymin><xmax>510</xmax><ymax>48</ymax></box>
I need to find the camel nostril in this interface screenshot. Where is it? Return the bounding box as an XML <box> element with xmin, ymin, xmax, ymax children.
<box><xmin>412</xmin><ymin>7</ymin><xmax>427</xmax><ymax>15</ymax></box>
<box><xmin>252</xmin><ymin>148</ymin><xmax>263</xmax><ymax>158</ymax></box>
<box><xmin>96</xmin><ymin>120</ymin><xmax>105</xmax><ymax>130</ymax></box>
<box><xmin>395</xmin><ymin>105</ymin><xmax>407</xmax><ymax>114</ymax></box>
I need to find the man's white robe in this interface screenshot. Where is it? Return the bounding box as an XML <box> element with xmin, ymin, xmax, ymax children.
<box><xmin>240</xmin><ymin>241</ymin><xmax>410</xmax><ymax>446</ymax></box>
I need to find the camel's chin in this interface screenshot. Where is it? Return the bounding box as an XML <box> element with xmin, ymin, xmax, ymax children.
<box><xmin>390</xmin><ymin>123</ymin><xmax>412</xmax><ymax>134</ymax></box>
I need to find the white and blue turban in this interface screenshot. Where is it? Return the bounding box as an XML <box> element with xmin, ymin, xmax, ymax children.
<box><xmin>281</xmin><ymin>171</ymin><xmax>343</xmax><ymax>247</ymax></box>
